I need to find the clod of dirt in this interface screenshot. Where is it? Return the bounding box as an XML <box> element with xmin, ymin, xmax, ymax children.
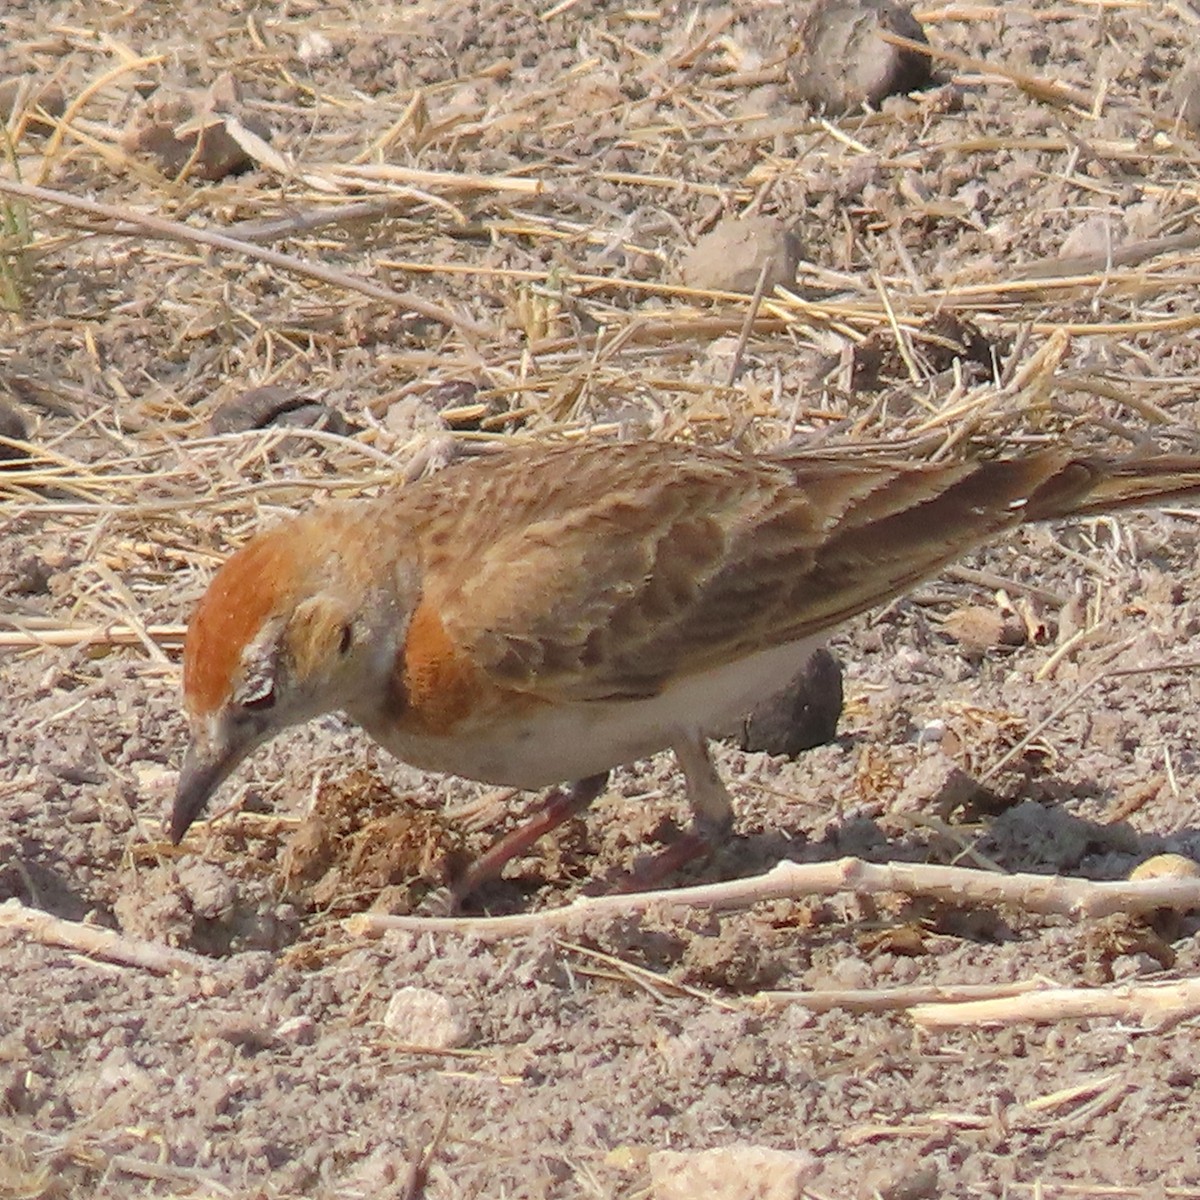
<box><xmin>277</xmin><ymin>768</ymin><xmax>464</xmax><ymax>914</ymax></box>
<box><xmin>119</xmin><ymin>72</ymin><xmax>271</xmax><ymax>181</ymax></box>
<box><xmin>874</xmin><ymin>1164</ymin><xmax>940</xmax><ymax>1200</ymax></box>
<box><xmin>680</xmin><ymin>921</ymin><xmax>786</xmax><ymax>991</ymax></box>
<box><xmin>208</xmin><ymin>385</ymin><xmax>354</xmax><ymax>436</ymax></box>
<box><xmin>851</xmin><ymin>312</ymin><xmax>997</xmax><ymax>392</ymax></box>
<box><xmin>921</xmin><ymin>311</ymin><xmax>998</xmax><ymax>375</ymax></box>
<box><xmin>938</xmin><ymin>604</ymin><xmax>1027</xmax><ymax>654</ymax></box>
<box><xmin>428</xmin><ymin>378</ymin><xmax>480</xmax><ymax>414</ymax></box>
<box><xmin>111</xmin><ymin>856</ymin><xmax>297</xmax><ymax>956</ymax></box>
<box><xmin>979</xmin><ymin>800</ymin><xmax>1137</xmax><ymax>874</ymax></box>
<box><xmin>891</xmin><ymin>753</ymin><xmax>1001</xmax><ymax>820</ymax></box>
<box><xmin>1058</xmin><ymin>214</ymin><xmax>1121</xmax><ymax>261</ymax></box>
<box><xmin>111</xmin><ymin>866</ymin><xmax>195</xmax><ymax>946</ymax></box>
<box><xmin>382</xmin><ymin>986</ymin><xmax>471</xmax><ymax>1049</ymax></box>
<box><xmin>177</xmin><ymin>859</ymin><xmax>239</xmax><ymax>919</ymax></box>
<box><xmin>924</xmin><ymin>901</ymin><xmax>1011</xmax><ymax>944</ymax></box>
<box><xmin>785</xmin><ymin>0</ymin><xmax>932</xmax><ymax>115</ymax></box>
<box><xmin>1084</xmin><ymin>911</ymin><xmax>1176</xmax><ymax>982</ymax></box>
<box><xmin>649</xmin><ymin>1144</ymin><xmax>819</xmax><ymax>1200</ymax></box>
<box><xmin>857</xmin><ymin>923</ymin><xmax>929</xmax><ymax>957</ymax></box>
<box><xmin>679</xmin><ymin>214</ymin><xmax>801</xmax><ymax>294</ymax></box>
<box><xmin>0</xmin><ymin>398</ymin><xmax>30</xmax><ymax>463</ymax></box>
<box><xmin>738</xmin><ymin>647</ymin><xmax>843</xmax><ymax>757</ymax></box>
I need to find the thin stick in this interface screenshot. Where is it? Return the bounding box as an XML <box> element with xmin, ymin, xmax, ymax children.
<box><xmin>757</xmin><ymin>979</ymin><xmax>1046</xmax><ymax>1013</ymax></box>
<box><xmin>1018</xmin><ymin>228</ymin><xmax>1200</xmax><ymax>281</ymax></box>
<box><xmin>0</xmin><ymin>897</ymin><xmax>212</xmax><ymax>975</ymax></box>
<box><xmin>880</xmin><ymin>30</ymin><xmax>1095</xmax><ymax>110</ymax></box>
<box><xmin>0</xmin><ymin>178</ymin><xmax>484</xmax><ymax>337</ymax></box>
<box><xmin>725</xmin><ymin>255</ymin><xmax>774</xmax><ymax>386</ymax></box>
<box><xmin>401</xmin><ymin>1103</ymin><xmax>454</xmax><ymax>1200</ymax></box>
<box><xmin>943</xmin><ymin>565</ymin><xmax>1067</xmax><ymax>608</ymax></box>
<box><xmin>913</xmin><ymin>977</ymin><xmax>1200</xmax><ymax>1028</ymax></box>
<box><xmin>344</xmin><ymin>856</ymin><xmax>1200</xmax><ymax>942</ymax></box>
<box><xmin>979</xmin><ymin>654</ymin><xmax>1200</xmax><ymax>783</ymax></box>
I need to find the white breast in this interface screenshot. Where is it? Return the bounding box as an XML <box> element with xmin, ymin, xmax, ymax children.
<box><xmin>356</xmin><ymin>636</ymin><xmax>825</xmax><ymax>788</ymax></box>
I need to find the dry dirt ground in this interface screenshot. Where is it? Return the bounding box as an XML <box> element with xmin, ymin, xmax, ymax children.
<box><xmin>5</xmin><ymin>1</ymin><xmax>1200</xmax><ymax>1197</ymax></box>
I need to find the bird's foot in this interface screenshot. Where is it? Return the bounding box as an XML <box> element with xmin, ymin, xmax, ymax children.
<box><xmin>605</xmin><ymin>831</ymin><xmax>714</xmax><ymax>894</ymax></box>
<box><xmin>588</xmin><ymin>812</ymin><xmax>730</xmax><ymax>896</ymax></box>
<box><xmin>448</xmin><ymin>773</ymin><xmax>608</xmax><ymax>908</ymax></box>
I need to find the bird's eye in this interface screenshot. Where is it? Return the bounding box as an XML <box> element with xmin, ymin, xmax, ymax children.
<box><xmin>338</xmin><ymin>623</ymin><xmax>353</xmax><ymax>655</ymax></box>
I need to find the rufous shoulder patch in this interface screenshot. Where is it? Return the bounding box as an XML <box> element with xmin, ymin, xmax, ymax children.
<box><xmin>398</xmin><ymin>596</ymin><xmax>491</xmax><ymax>735</ymax></box>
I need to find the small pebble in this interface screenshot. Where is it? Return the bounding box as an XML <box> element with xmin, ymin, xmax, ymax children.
<box><xmin>679</xmin><ymin>214</ymin><xmax>800</xmax><ymax>295</ymax></box>
<box><xmin>297</xmin><ymin>31</ymin><xmax>335</xmax><ymax>65</ymax></box>
<box><xmin>382</xmin><ymin>986</ymin><xmax>470</xmax><ymax>1049</ymax></box>
<box><xmin>649</xmin><ymin>1144</ymin><xmax>818</xmax><ymax>1200</ymax></box>
<box><xmin>786</xmin><ymin>0</ymin><xmax>932</xmax><ymax>115</ymax></box>
<box><xmin>275</xmin><ymin>1015</ymin><xmax>317</xmax><ymax>1044</ymax></box>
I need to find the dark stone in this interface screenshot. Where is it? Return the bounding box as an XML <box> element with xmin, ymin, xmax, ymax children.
<box><xmin>739</xmin><ymin>647</ymin><xmax>844</xmax><ymax>757</ymax></box>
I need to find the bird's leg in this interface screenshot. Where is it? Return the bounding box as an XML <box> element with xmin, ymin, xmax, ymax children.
<box><xmin>450</xmin><ymin>772</ymin><xmax>609</xmax><ymax>905</ymax></box>
<box><xmin>609</xmin><ymin>733</ymin><xmax>734</xmax><ymax>894</ymax></box>
<box><xmin>674</xmin><ymin>732</ymin><xmax>736</xmax><ymax>839</ymax></box>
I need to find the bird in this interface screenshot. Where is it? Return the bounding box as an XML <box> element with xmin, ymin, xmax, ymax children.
<box><xmin>170</xmin><ymin>438</ymin><xmax>1200</xmax><ymax>898</ymax></box>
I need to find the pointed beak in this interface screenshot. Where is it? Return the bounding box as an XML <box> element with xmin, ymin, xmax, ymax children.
<box><xmin>169</xmin><ymin>725</ymin><xmax>248</xmax><ymax>844</ymax></box>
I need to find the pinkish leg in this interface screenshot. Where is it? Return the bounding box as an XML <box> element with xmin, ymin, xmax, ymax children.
<box><xmin>607</xmin><ymin>831</ymin><xmax>713</xmax><ymax>894</ymax></box>
<box><xmin>451</xmin><ymin>773</ymin><xmax>608</xmax><ymax>905</ymax></box>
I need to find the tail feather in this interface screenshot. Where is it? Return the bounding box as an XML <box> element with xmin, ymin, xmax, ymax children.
<box><xmin>1029</xmin><ymin>455</ymin><xmax>1200</xmax><ymax>522</ymax></box>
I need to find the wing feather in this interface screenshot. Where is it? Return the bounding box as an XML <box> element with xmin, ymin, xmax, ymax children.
<box><xmin>392</xmin><ymin>441</ymin><xmax>1081</xmax><ymax>702</ymax></box>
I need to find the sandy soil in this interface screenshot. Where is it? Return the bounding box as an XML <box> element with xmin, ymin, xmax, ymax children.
<box><xmin>4</xmin><ymin>1</ymin><xmax>1200</xmax><ymax>1196</ymax></box>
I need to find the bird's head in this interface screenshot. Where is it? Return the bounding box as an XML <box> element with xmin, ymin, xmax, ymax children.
<box><xmin>170</xmin><ymin>508</ymin><xmax>413</xmax><ymax>843</ymax></box>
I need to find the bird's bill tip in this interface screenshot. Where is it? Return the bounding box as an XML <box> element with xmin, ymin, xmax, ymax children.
<box><xmin>169</xmin><ymin>738</ymin><xmax>236</xmax><ymax>844</ymax></box>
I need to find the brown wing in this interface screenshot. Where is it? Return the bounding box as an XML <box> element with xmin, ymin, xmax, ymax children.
<box><xmin>396</xmin><ymin>441</ymin><xmax>1096</xmax><ymax>702</ymax></box>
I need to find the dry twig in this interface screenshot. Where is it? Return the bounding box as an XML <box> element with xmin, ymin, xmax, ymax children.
<box><xmin>913</xmin><ymin>977</ymin><xmax>1200</xmax><ymax>1028</ymax></box>
<box><xmin>0</xmin><ymin>898</ymin><xmax>213</xmax><ymax>975</ymax></box>
<box><xmin>0</xmin><ymin>177</ymin><xmax>484</xmax><ymax>336</ymax></box>
<box><xmin>345</xmin><ymin>857</ymin><xmax>1200</xmax><ymax>942</ymax></box>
